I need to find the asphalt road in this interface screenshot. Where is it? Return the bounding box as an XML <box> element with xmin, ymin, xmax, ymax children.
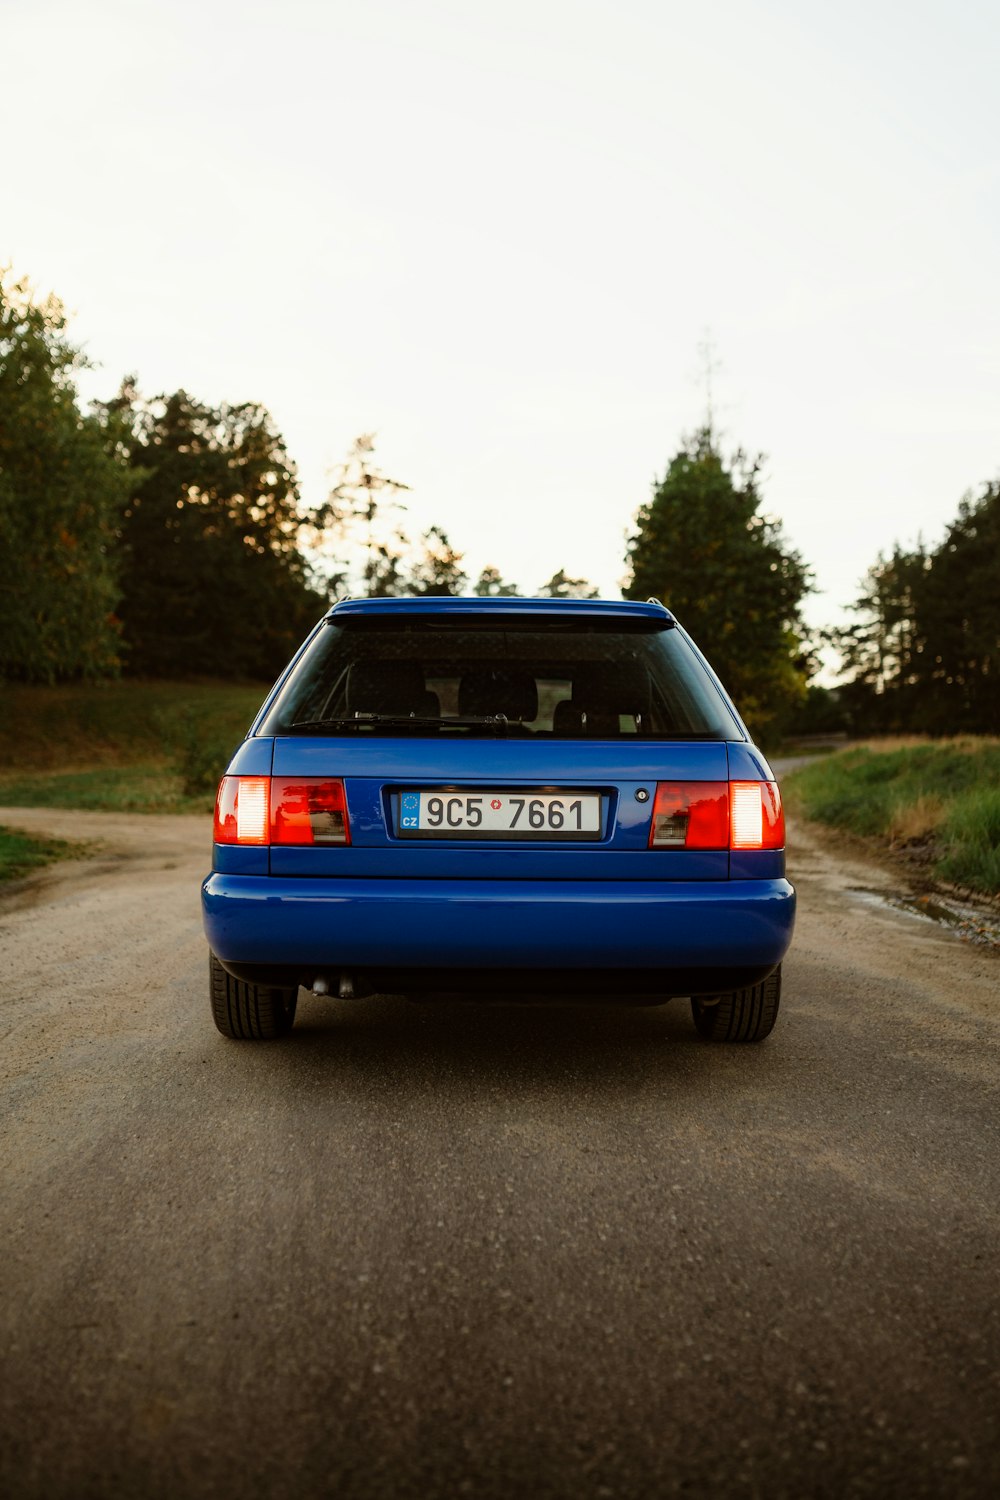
<box><xmin>1</xmin><ymin>802</ymin><xmax>998</xmax><ymax>1499</ymax></box>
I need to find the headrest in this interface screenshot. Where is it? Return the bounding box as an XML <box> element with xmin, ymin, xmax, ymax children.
<box><xmin>346</xmin><ymin>661</ymin><xmax>433</xmax><ymax>716</ymax></box>
<box><xmin>571</xmin><ymin>660</ymin><xmax>650</xmax><ymax>716</ymax></box>
<box><xmin>552</xmin><ymin>699</ymin><xmax>585</xmax><ymax>735</ymax></box>
<box><xmin>458</xmin><ymin>669</ymin><xmax>538</xmax><ymax>722</ymax></box>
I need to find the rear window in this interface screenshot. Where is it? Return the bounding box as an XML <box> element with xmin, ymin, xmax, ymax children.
<box><xmin>259</xmin><ymin>616</ymin><xmax>741</xmax><ymax>740</ymax></box>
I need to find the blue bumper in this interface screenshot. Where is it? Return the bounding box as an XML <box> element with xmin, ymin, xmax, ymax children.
<box><xmin>202</xmin><ymin>874</ymin><xmax>795</xmax><ymax>990</ymax></box>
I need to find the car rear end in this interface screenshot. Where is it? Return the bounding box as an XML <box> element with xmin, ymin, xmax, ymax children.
<box><xmin>201</xmin><ymin>597</ymin><xmax>795</xmax><ymax>1036</ymax></box>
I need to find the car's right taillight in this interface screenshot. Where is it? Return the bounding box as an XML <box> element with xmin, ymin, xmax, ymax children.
<box><xmin>648</xmin><ymin>780</ymin><xmax>784</xmax><ymax>850</ymax></box>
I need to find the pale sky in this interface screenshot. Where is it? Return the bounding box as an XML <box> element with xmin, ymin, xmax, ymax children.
<box><xmin>5</xmin><ymin>0</ymin><xmax>999</xmax><ymax>638</ymax></box>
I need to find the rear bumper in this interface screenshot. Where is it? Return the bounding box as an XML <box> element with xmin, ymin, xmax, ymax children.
<box><xmin>201</xmin><ymin>874</ymin><xmax>795</xmax><ymax>996</ymax></box>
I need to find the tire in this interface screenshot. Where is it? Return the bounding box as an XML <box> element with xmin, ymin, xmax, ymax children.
<box><xmin>691</xmin><ymin>965</ymin><xmax>781</xmax><ymax>1043</ymax></box>
<box><xmin>209</xmin><ymin>953</ymin><xmax>298</xmax><ymax>1040</ymax></box>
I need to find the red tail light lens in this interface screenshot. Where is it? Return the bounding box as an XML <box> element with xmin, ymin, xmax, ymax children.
<box><xmin>648</xmin><ymin>780</ymin><xmax>784</xmax><ymax>850</ymax></box>
<box><xmin>271</xmin><ymin>777</ymin><xmax>350</xmax><ymax>846</ymax></box>
<box><xmin>649</xmin><ymin>782</ymin><xmax>729</xmax><ymax>848</ymax></box>
<box><xmin>213</xmin><ymin>776</ymin><xmax>350</xmax><ymax>846</ymax></box>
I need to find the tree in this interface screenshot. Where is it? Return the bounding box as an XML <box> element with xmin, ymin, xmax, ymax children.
<box><xmin>109</xmin><ymin>386</ymin><xmax>324</xmax><ymax>677</ymax></box>
<box><xmin>912</xmin><ymin>483</ymin><xmax>1000</xmax><ymax>733</ymax></box>
<box><xmin>314</xmin><ymin>434</ymin><xmax>412</xmax><ymax>597</ymax></box>
<box><xmin>473</xmin><ymin>565</ymin><xmax>520</xmax><ymax>597</ymax></box>
<box><xmin>832</xmin><ymin>544</ymin><xmax>928</xmax><ymax>732</ymax></box>
<box><xmin>538</xmin><ymin>569</ymin><xmax>599</xmax><ymax>600</ymax></box>
<box><xmin>834</xmin><ymin>481</ymin><xmax>1000</xmax><ymax>734</ymax></box>
<box><xmin>406</xmin><ymin>525</ymin><xmax>468</xmax><ymax>596</ymax></box>
<box><xmin>624</xmin><ymin>427</ymin><xmax>811</xmax><ymax>734</ymax></box>
<box><xmin>0</xmin><ymin>271</ymin><xmax>131</xmax><ymax>681</ymax></box>
<box><xmin>308</xmin><ymin>437</ymin><xmax>474</xmax><ymax>599</ymax></box>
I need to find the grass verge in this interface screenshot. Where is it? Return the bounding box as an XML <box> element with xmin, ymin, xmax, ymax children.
<box><xmin>0</xmin><ymin>764</ymin><xmax>210</xmax><ymax>815</ymax></box>
<box><xmin>0</xmin><ymin>680</ymin><xmax>270</xmax><ymax>811</ymax></box>
<box><xmin>0</xmin><ymin>826</ymin><xmax>90</xmax><ymax>883</ymax></box>
<box><xmin>783</xmin><ymin>739</ymin><xmax>1000</xmax><ymax>897</ymax></box>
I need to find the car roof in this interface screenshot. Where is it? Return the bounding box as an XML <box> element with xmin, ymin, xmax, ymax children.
<box><xmin>326</xmin><ymin>596</ymin><xmax>674</xmax><ymax>623</ymax></box>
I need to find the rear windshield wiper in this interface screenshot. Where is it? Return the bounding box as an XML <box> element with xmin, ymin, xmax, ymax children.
<box><xmin>288</xmin><ymin>713</ymin><xmax>522</xmax><ymax>734</ymax></box>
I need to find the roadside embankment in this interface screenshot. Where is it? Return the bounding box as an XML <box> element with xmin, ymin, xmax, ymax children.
<box><xmin>782</xmin><ymin>738</ymin><xmax>1000</xmax><ymax>898</ymax></box>
<box><xmin>0</xmin><ymin>679</ymin><xmax>268</xmax><ymax>817</ymax></box>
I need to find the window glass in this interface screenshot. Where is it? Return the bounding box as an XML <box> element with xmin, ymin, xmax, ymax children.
<box><xmin>260</xmin><ymin>617</ymin><xmax>741</xmax><ymax>739</ymax></box>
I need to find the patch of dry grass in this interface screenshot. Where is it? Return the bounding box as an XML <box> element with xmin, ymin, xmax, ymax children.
<box><xmin>888</xmin><ymin>794</ymin><xmax>946</xmax><ymax>845</ymax></box>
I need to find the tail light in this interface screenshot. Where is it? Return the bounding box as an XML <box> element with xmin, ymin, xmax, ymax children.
<box><xmin>271</xmin><ymin>777</ymin><xmax>350</xmax><ymax>845</ymax></box>
<box><xmin>214</xmin><ymin>776</ymin><xmax>351</xmax><ymax>846</ymax></box>
<box><xmin>731</xmin><ymin>780</ymin><xmax>784</xmax><ymax>849</ymax></box>
<box><xmin>214</xmin><ymin>776</ymin><xmax>269</xmax><ymax>845</ymax></box>
<box><xmin>649</xmin><ymin>782</ymin><xmax>729</xmax><ymax>848</ymax></box>
<box><xmin>648</xmin><ymin>780</ymin><xmax>783</xmax><ymax>850</ymax></box>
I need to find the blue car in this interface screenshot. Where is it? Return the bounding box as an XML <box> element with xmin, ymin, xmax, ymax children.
<box><xmin>202</xmin><ymin>596</ymin><xmax>795</xmax><ymax>1042</ymax></box>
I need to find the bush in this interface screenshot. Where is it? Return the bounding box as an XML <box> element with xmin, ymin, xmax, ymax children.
<box><xmin>168</xmin><ymin>710</ymin><xmax>241</xmax><ymax>798</ymax></box>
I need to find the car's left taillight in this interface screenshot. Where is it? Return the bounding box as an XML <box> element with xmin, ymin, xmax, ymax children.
<box><xmin>214</xmin><ymin>776</ymin><xmax>351</xmax><ymax>846</ymax></box>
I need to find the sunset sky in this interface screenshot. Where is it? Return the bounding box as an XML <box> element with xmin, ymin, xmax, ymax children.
<box><xmin>6</xmin><ymin>0</ymin><xmax>999</xmax><ymax>632</ymax></box>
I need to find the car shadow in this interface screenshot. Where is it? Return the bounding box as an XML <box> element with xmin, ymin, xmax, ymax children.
<box><xmin>213</xmin><ymin>987</ymin><xmax>783</xmax><ymax>1109</ymax></box>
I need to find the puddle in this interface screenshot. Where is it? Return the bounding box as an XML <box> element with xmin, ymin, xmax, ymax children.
<box><xmin>849</xmin><ymin>887</ymin><xmax>1000</xmax><ymax>949</ymax></box>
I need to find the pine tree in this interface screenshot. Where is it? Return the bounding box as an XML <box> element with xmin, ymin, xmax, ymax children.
<box><xmin>624</xmin><ymin>427</ymin><xmax>810</xmax><ymax>734</ymax></box>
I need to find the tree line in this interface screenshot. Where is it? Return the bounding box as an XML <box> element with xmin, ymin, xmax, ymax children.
<box><xmin>0</xmin><ymin>274</ymin><xmax>598</xmax><ymax>684</ymax></box>
<box><xmin>625</xmin><ymin>429</ymin><xmax>998</xmax><ymax>738</ymax></box>
<box><xmin>831</xmin><ymin>484</ymin><xmax>1000</xmax><ymax>734</ymax></box>
<box><xmin>2</xmin><ymin>270</ymin><xmax>996</xmax><ymax>740</ymax></box>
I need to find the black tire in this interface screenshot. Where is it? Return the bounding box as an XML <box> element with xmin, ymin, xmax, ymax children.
<box><xmin>691</xmin><ymin>965</ymin><xmax>781</xmax><ymax>1043</ymax></box>
<box><xmin>209</xmin><ymin>953</ymin><xmax>298</xmax><ymax>1040</ymax></box>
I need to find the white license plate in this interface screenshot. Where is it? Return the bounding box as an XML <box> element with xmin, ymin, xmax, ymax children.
<box><xmin>398</xmin><ymin>790</ymin><xmax>601</xmax><ymax>838</ymax></box>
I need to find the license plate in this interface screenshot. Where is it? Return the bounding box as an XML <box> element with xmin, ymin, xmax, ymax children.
<box><xmin>397</xmin><ymin>790</ymin><xmax>602</xmax><ymax>839</ymax></box>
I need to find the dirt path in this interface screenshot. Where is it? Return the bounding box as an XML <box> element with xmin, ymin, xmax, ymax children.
<box><xmin>1</xmin><ymin>804</ymin><xmax>998</xmax><ymax>1499</ymax></box>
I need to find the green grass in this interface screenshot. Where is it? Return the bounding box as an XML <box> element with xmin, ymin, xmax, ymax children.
<box><xmin>0</xmin><ymin>764</ymin><xmax>209</xmax><ymax>814</ymax></box>
<box><xmin>938</xmin><ymin>789</ymin><xmax>1000</xmax><ymax>894</ymax></box>
<box><xmin>0</xmin><ymin>679</ymin><xmax>270</xmax><ymax>811</ymax></box>
<box><xmin>784</xmin><ymin>739</ymin><xmax>1000</xmax><ymax>896</ymax></box>
<box><xmin>0</xmin><ymin>825</ymin><xmax>90</xmax><ymax>883</ymax></box>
